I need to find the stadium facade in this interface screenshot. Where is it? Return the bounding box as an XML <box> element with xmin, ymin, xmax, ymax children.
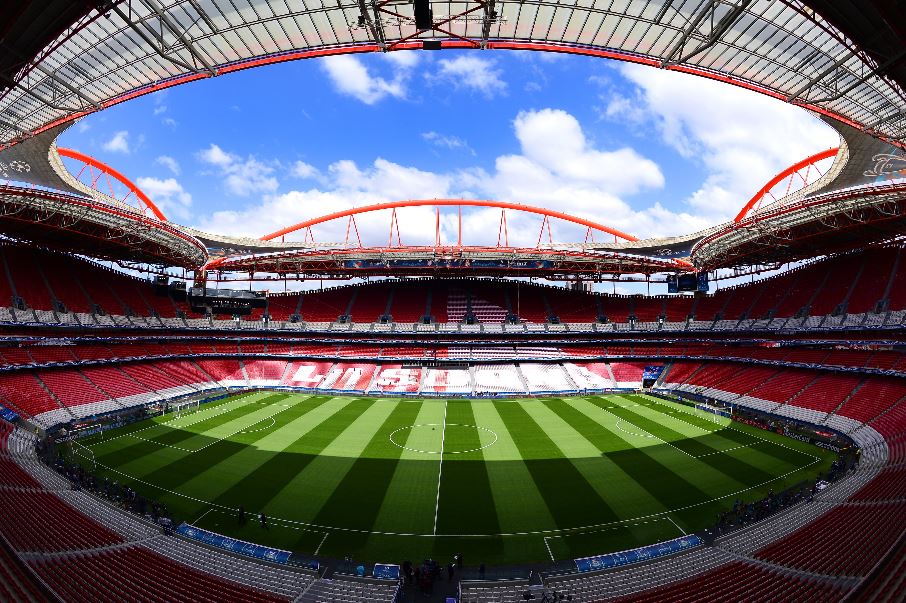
<box><xmin>0</xmin><ymin>1</ymin><xmax>903</xmax><ymax>602</ymax></box>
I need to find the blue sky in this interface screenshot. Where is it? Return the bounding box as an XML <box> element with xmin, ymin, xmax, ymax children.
<box><xmin>59</xmin><ymin>49</ymin><xmax>839</xmax><ymax>250</ymax></box>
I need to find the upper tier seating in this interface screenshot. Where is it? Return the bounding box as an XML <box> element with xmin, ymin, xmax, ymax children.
<box><xmin>0</xmin><ymin>243</ymin><xmax>188</xmax><ymax>318</ymax></box>
<box><xmin>0</xmin><ymin>243</ymin><xmax>905</xmax><ymax>328</ymax></box>
<box><xmin>0</xmin><ymin>372</ymin><xmax>61</xmax><ymax>418</ymax></box>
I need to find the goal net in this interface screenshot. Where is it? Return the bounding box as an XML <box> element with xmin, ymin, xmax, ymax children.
<box><xmin>171</xmin><ymin>399</ymin><xmax>200</xmax><ymax>418</ymax></box>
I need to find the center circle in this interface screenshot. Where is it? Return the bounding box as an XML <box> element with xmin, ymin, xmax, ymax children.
<box><xmin>389</xmin><ymin>424</ymin><xmax>498</xmax><ymax>454</ymax></box>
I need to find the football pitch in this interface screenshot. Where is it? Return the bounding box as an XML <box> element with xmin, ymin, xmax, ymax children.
<box><xmin>75</xmin><ymin>391</ymin><xmax>836</xmax><ymax>565</ymax></box>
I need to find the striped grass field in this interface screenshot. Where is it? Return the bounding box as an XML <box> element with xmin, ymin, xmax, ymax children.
<box><xmin>75</xmin><ymin>392</ymin><xmax>836</xmax><ymax>565</ymax></box>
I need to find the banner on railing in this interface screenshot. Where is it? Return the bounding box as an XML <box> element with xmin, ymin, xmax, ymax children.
<box><xmin>177</xmin><ymin>523</ymin><xmax>292</xmax><ymax>564</ymax></box>
<box><xmin>0</xmin><ymin>404</ymin><xmax>18</xmax><ymax>422</ymax></box>
<box><xmin>373</xmin><ymin>563</ymin><xmax>400</xmax><ymax>580</ymax></box>
<box><xmin>574</xmin><ymin>534</ymin><xmax>702</xmax><ymax>573</ymax></box>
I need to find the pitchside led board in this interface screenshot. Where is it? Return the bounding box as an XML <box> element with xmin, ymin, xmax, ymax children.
<box><xmin>642</xmin><ymin>366</ymin><xmax>664</xmax><ymax>388</ymax></box>
<box><xmin>667</xmin><ymin>272</ymin><xmax>710</xmax><ymax>293</ymax></box>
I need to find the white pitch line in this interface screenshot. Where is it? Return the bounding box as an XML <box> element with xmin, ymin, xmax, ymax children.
<box><xmin>432</xmin><ymin>400</ymin><xmax>448</xmax><ymax>536</ymax></box>
<box><xmin>543</xmin><ymin>536</ymin><xmax>555</xmax><ymax>562</ymax></box>
<box><xmin>193</xmin><ymin>507</ymin><xmax>214</xmax><ymax>525</ymax></box>
<box><xmin>667</xmin><ymin>514</ymin><xmax>687</xmax><ymax>535</ymax></box>
<box><xmin>126</xmin><ymin>434</ymin><xmax>196</xmax><ymax>453</ymax></box>
<box><xmin>86</xmin><ymin>452</ymin><xmax>821</xmax><ymax>539</ymax></box>
<box><xmin>642</xmin><ymin>395</ymin><xmax>821</xmax><ymax>462</ymax></box>
<box><xmin>92</xmin><ymin>395</ymin><xmax>254</xmax><ymax>447</ymax></box>
<box><xmin>602</xmin><ymin>402</ymin><xmax>696</xmax><ymax>459</ymax></box>
<box><xmin>192</xmin><ymin>403</ymin><xmax>297</xmax><ymax>452</ymax></box>
<box><xmin>314</xmin><ymin>532</ymin><xmax>329</xmax><ymax>555</ymax></box>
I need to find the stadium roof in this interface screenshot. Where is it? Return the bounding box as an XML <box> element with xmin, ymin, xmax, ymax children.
<box><xmin>0</xmin><ymin>0</ymin><xmax>905</xmax><ymax>150</ymax></box>
<box><xmin>0</xmin><ymin>0</ymin><xmax>904</xmax><ymax>276</ymax></box>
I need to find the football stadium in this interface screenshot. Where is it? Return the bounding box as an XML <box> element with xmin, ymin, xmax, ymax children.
<box><xmin>0</xmin><ymin>1</ymin><xmax>904</xmax><ymax>602</ymax></box>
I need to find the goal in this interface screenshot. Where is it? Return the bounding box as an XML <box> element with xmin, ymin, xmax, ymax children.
<box><xmin>171</xmin><ymin>399</ymin><xmax>200</xmax><ymax>418</ymax></box>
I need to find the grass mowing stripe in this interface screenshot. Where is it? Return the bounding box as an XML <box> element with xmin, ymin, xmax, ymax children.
<box><xmin>176</xmin><ymin>396</ymin><xmax>336</xmax><ymax>504</ymax></box>
<box><xmin>494</xmin><ymin>402</ymin><xmax>618</xmax><ymax>530</ymax></box>
<box><xmin>436</xmin><ymin>400</ymin><xmax>501</xmax><ymax>537</ymax></box>
<box><xmin>539</xmin><ymin>398</ymin><xmax>667</xmax><ymax>519</ymax></box>
<box><xmin>209</xmin><ymin>397</ymin><xmax>367</xmax><ymax>513</ymax></box>
<box><xmin>263</xmin><ymin>399</ymin><xmax>397</xmax><ymax>523</ymax></box>
<box><xmin>620</xmin><ymin>396</ymin><xmax>814</xmax><ymax>474</ymax></box>
<box><xmin>469</xmin><ymin>401</ymin><xmax>558</xmax><ymax>533</ymax></box>
<box><xmin>612</xmin><ymin>397</ymin><xmax>794</xmax><ymax>487</ymax></box>
<box><xmin>580</xmin><ymin>397</ymin><xmax>715</xmax><ymax>503</ymax></box>
<box><xmin>137</xmin><ymin>394</ymin><xmax>297</xmax><ymax>489</ymax></box>
<box><xmin>88</xmin><ymin>396</ymin><xmax>335</xmax><ymax>527</ymax></box>
<box><xmin>610</xmin><ymin>396</ymin><xmax>722</xmax><ymax>458</ymax></box>
<box><xmin>371</xmin><ymin>401</ymin><xmax>447</xmax><ymax>534</ymax></box>
<box><xmin>90</xmin><ymin>392</ymin><xmax>268</xmax><ymax>466</ymax></box>
<box><xmin>311</xmin><ymin>400</ymin><xmax>423</xmax><ymax>534</ymax></box>
<box><xmin>641</xmin><ymin>396</ymin><xmax>821</xmax><ymax>466</ymax></box>
<box><xmin>518</xmin><ymin>400</ymin><xmax>639</xmax><ymax>523</ymax></box>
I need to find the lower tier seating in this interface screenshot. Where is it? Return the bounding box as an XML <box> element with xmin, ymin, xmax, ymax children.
<box><xmin>0</xmin><ymin>489</ymin><xmax>123</xmax><ymax>553</ymax></box>
<box><xmin>30</xmin><ymin>546</ymin><xmax>287</xmax><ymax>603</ymax></box>
<box><xmin>754</xmin><ymin>502</ymin><xmax>906</xmax><ymax>577</ymax></box>
<box><xmin>612</xmin><ymin>560</ymin><xmax>849</xmax><ymax>602</ymax></box>
<box><xmin>0</xmin><ymin>543</ymin><xmax>43</xmax><ymax>603</ymax></box>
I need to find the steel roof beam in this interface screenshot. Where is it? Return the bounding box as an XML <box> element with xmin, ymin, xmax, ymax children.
<box><xmin>480</xmin><ymin>0</ymin><xmax>497</xmax><ymax>48</ymax></box>
<box><xmin>110</xmin><ymin>1</ymin><xmax>213</xmax><ymax>76</ymax></box>
<box><xmin>804</xmin><ymin>48</ymin><xmax>906</xmax><ymax>105</ymax></box>
<box><xmin>661</xmin><ymin>0</ymin><xmax>752</xmax><ymax>68</ymax></box>
<box><xmin>358</xmin><ymin>0</ymin><xmax>388</xmax><ymax>50</ymax></box>
<box><xmin>140</xmin><ymin>0</ymin><xmax>217</xmax><ymax>76</ymax></box>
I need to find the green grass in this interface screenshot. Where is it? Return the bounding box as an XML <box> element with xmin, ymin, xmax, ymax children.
<box><xmin>71</xmin><ymin>392</ymin><xmax>836</xmax><ymax>565</ymax></box>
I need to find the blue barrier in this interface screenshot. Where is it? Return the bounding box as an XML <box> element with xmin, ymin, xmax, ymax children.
<box><xmin>177</xmin><ymin>523</ymin><xmax>292</xmax><ymax>564</ymax></box>
<box><xmin>373</xmin><ymin>564</ymin><xmax>400</xmax><ymax>580</ymax></box>
<box><xmin>574</xmin><ymin>535</ymin><xmax>702</xmax><ymax>573</ymax></box>
<box><xmin>0</xmin><ymin>404</ymin><xmax>18</xmax><ymax>422</ymax></box>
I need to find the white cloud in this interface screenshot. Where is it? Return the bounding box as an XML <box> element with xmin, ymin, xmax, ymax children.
<box><xmin>194</xmin><ymin>157</ymin><xmax>449</xmax><ymax>241</ymax></box>
<box><xmin>197</xmin><ymin>143</ymin><xmax>279</xmax><ymax>196</ymax></box>
<box><xmin>320</xmin><ymin>55</ymin><xmax>412</xmax><ymax>104</ymax></box>
<box><xmin>155</xmin><ymin>155</ymin><xmax>180</xmax><ymax>175</ymax></box>
<box><xmin>422</xmin><ymin>131</ymin><xmax>473</xmax><ymax>154</ymax></box>
<box><xmin>194</xmin><ymin>109</ymin><xmax>684</xmax><ymax>242</ymax></box>
<box><xmin>604</xmin><ymin>64</ymin><xmax>839</xmax><ymax>221</ymax></box>
<box><xmin>153</xmin><ymin>105</ymin><xmax>167</xmax><ymax>116</ymax></box>
<box><xmin>435</xmin><ymin>56</ymin><xmax>506</xmax><ymax>97</ymax></box>
<box><xmin>102</xmin><ymin>130</ymin><xmax>130</xmax><ymax>153</ymax></box>
<box><xmin>198</xmin><ymin>143</ymin><xmax>234</xmax><ymax>167</ymax></box>
<box><xmin>384</xmin><ymin>50</ymin><xmax>420</xmax><ymax>69</ymax></box>
<box><xmin>291</xmin><ymin>160</ymin><xmax>319</xmax><ymax>179</ymax></box>
<box><xmin>136</xmin><ymin>176</ymin><xmax>192</xmax><ymax>220</ymax></box>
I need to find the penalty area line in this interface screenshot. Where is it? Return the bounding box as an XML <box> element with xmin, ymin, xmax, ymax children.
<box><xmin>315</xmin><ymin>532</ymin><xmax>329</xmax><ymax>555</ymax></box>
<box><xmin>193</xmin><ymin>507</ymin><xmax>214</xmax><ymax>525</ymax></box>
<box><xmin>667</xmin><ymin>514</ymin><xmax>687</xmax><ymax>535</ymax></box>
<box><xmin>543</xmin><ymin>536</ymin><xmax>555</xmax><ymax>562</ymax></box>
